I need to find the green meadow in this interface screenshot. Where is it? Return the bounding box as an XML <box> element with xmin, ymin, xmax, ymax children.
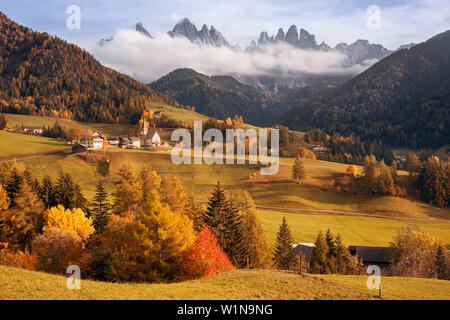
<box><xmin>6</xmin><ymin>148</ymin><xmax>447</xmax><ymax>247</ymax></box>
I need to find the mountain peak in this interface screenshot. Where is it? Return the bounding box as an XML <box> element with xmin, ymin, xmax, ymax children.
<box><xmin>135</xmin><ymin>22</ymin><xmax>153</xmax><ymax>39</ymax></box>
<box><xmin>168</xmin><ymin>18</ymin><xmax>230</xmax><ymax>47</ymax></box>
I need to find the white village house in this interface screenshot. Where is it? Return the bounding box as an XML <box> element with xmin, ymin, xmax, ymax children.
<box><xmin>141</xmin><ymin>119</ymin><xmax>161</xmax><ymax>146</ymax></box>
<box><xmin>92</xmin><ymin>136</ymin><xmax>104</xmax><ymax>149</ymax></box>
<box><xmin>130</xmin><ymin>137</ymin><xmax>141</xmax><ymax>148</ymax></box>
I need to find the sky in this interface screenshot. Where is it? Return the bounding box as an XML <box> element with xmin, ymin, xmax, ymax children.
<box><xmin>2</xmin><ymin>0</ymin><xmax>449</xmax><ymax>51</ymax></box>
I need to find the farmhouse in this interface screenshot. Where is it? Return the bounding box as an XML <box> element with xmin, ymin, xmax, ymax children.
<box><xmin>293</xmin><ymin>243</ymin><xmax>315</xmax><ymax>262</ymax></box>
<box><xmin>130</xmin><ymin>137</ymin><xmax>141</xmax><ymax>148</ymax></box>
<box><xmin>23</xmin><ymin>126</ymin><xmax>43</xmax><ymax>135</ymax></box>
<box><xmin>107</xmin><ymin>136</ymin><xmax>120</xmax><ymax>146</ymax></box>
<box><xmin>348</xmin><ymin>246</ymin><xmax>391</xmax><ymax>267</ymax></box>
<box><xmin>119</xmin><ymin>136</ymin><xmax>132</xmax><ymax>148</ymax></box>
<box><xmin>91</xmin><ymin>136</ymin><xmax>104</xmax><ymax>149</ymax></box>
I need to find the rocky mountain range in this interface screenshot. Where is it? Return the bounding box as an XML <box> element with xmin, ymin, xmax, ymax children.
<box><xmin>168</xmin><ymin>18</ymin><xmax>230</xmax><ymax>47</ymax></box>
<box><xmin>247</xmin><ymin>25</ymin><xmax>393</xmax><ymax>65</ymax></box>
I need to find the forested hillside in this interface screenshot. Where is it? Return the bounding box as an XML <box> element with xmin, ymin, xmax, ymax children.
<box><xmin>149</xmin><ymin>68</ymin><xmax>290</xmax><ymax>125</ymax></box>
<box><xmin>0</xmin><ymin>12</ymin><xmax>176</xmax><ymax>124</ymax></box>
<box><xmin>281</xmin><ymin>30</ymin><xmax>450</xmax><ymax>150</ymax></box>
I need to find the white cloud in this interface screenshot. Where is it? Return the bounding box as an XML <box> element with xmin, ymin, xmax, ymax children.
<box><xmin>92</xmin><ymin>29</ymin><xmax>367</xmax><ymax>83</ymax></box>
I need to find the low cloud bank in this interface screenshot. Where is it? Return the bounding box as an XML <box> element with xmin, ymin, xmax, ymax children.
<box><xmin>92</xmin><ymin>29</ymin><xmax>370</xmax><ymax>83</ymax></box>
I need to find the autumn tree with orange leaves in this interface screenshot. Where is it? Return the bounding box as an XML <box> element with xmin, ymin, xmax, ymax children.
<box><xmin>182</xmin><ymin>225</ymin><xmax>234</xmax><ymax>279</ymax></box>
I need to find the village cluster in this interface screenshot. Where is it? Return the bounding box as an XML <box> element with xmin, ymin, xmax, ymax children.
<box><xmin>20</xmin><ymin>109</ymin><xmax>171</xmax><ymax>153</ymax></box>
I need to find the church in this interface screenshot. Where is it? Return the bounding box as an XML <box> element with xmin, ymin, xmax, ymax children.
<box><xmin>141</xmin><ymin>118</ymin><xmax>161</xmax><ymax>146</ymax></box>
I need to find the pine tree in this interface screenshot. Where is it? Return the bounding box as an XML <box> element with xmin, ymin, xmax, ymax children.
<box><xmin>54</xmin><ymin>171</ymin><xmax>74</xmax><ymax>209</ymax></box>
<box><xmin>39</xmin><ymin>175</ymin><xmax>57</xmax><ymax>209</ymax></box>
<box><xmin>417</xmin><ymin>158</ymin><xmax>447</xmax><ymax>207</ymax></box>
<box><xmin>334</xmin><ymin>234</ymin><xmax>350</xmax><ymax>274</ymax></box>
<box><xmin>325</xmin><ymin>229</ymin><xmax>336</xmax><ymax>257</ymax></box>
<box><xmin>273</xmin><ymin>217</ymin><xmax>296</xmax><ymax>270</ymax></box>
<box><xmin>90</xmin><ymin>180</ymin><xmax>111</xmax><ymax>233</ymax></box>
<box><xmin>223</xmin><ymin>199</ymin><xmax>247</xmax><ymax>268</ymax></box>
<box><xmin>5</xmin><ymin>168</ymin><xmax>23</xmax><ymax>204</ymax></box>
<box><xmin>292</xmin><ymin>156</ymin><xmax>306</xmax><ymax>182</ymax></box>
<box><xmin>309</xmin><ymin>231</ymin><xmax>330</xmax><ymax>274</ymax></box>
<box><xmin>435</xmin><ymin>244</ymin><xmax>448</xmax><ymax>280</ymax></box>
<box><xmin>240</xmin><ymin>192</ymin><xmax>271</xmax><ymax>268</ymax></box>
<box><xmin>203</xmin><ymin>181</ymin><xmax>229</xmax><ymax>242</ymax></box>
<box><xmin>185</xmin><ymin>196</ymin><xmax>204</xmax><ymax>232</ymax></box>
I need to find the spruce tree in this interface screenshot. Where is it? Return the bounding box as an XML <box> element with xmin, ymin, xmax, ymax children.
<box><xmin>273</xmin><ymin>217</ymin><xmax>296</xmax><ymax>270</ymax></box>
<box><xmin>334</xmin><ymin>234</ymin><xmax>350</xmax><ymax>274</ymax></box>
<box><xmin>5</xmin><ymin>168</ymin><xmax>23</xmax><ymax>204</ymax></box>
<box><xmin>54</xmin><ymin>171</ymin><xmax>75</xmax><ymax>209</ymax></box>
<box><xmin>90</xmin><ymin>180</ymin><xmax>111</xmax><ymax>233</ymax></box>
<box><xmin>203</xmin><ymin>182</ymin><xmax>229</xmax><ymax>238</ymax></box>
<box><xmin>203</xmin><ymin>182</ymin><xmax>245</xmax><ymax>267</ymax></box>
<box><xmin>292</xmin><ymin>156</ymin><xmax>306</xmax><ymax>182</ymax></box>
<box><xmin>223</xmin><ymin>200</ymin><xmax>247</xmax><ymax>268</ymax></box>
<box><xmin>185</xmin><ymin>196</ymin><xmax>204</xmax><ymax>232</ymax></box>
<box><xmin>435</xmin><ymin>244</ymin><xmax>448</xmax><ymax>280</ymax></box>
<box><xmin>39</xmin><ymin>175</ymin><xmax>57</xmax><ymax>209</ymax></box>
<box><xmin>309</xmin><ymin>231</ymin><xmax>330</xmax><ymax>274</ymax></box>
<box><xmin>325</xmin><ymin>229</ymin><xmax>336</xmax><ymax>257</ymax></box>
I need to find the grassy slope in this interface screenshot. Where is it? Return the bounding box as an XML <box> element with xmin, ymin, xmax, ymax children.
<box><xmin>21</xmin><ymin>150</ymin><xmax>449</xmax><ymax>218</ymax></box>
<box><xmin>1</xmin><ymin>105</ymin><xmax>208</xmax><ymax>139</ymax></box>
<box><xmin>1</xmin><ymin>113</ymin><xmax>133</xmax><ymax>136</ymax></box>
<box><xmin>14</xmin><ymin>150</ymin><xmax>450</xmax><ymax>246</ymax></box>
<box><xmin>1</xmin><ymin>266</ymin><xmax>448</xmax><ymax>300</ymax></box>
<box><xmin>259</xmin><ymin>209</ymin><xmax>450</xmax><ymax>246</ymax></box>
<box><xmin>0</xmin><ymin>131</ymin><xmax>71</xmax><ymax>158</ymax></box>
<box><xmin>315</xmin><ymin>274</ymin><xmax>450</xmax><ymax>300</ymax></box>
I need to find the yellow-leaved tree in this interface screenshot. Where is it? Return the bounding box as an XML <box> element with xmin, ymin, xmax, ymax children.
<box><xmin>44</xmin><ymin>205</ymin><xmax>95</xmax><ymax>241</ymax></box>
<box><xmin>0</xmin><ymin>185</ymin><xmax>10</xmax><ymax>211</ymax></box>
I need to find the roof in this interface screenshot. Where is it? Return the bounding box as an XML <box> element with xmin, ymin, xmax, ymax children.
<box><xmin>293</xmin><ymin>243</ymin><xmax>315</xmax><ymax>261</ymax></box>
<box><xmin>349</xmin><ymin>246</ymin><xmax>391</xmax><ymax>264</ymax></box>
<box><xmin>120</xmin><ymin>137</ymin><xmax>131</xmax><ymax>143</ymax></box>
<box><xmin>130</xmin><ymin>137</ymin><xmax>141</xmax><ymax>142</ymax></box>
<box><xmin>23</xmin><ymin>126</ymin><xmax>43</xmax><ymax>129</ymax></box>
<box><xmin>107</xmin><ymin>136</ymin><xmax>119</xmax><ymax>140</ymax></box>
<box><xmin>147</xmin><ymin>131</ymin><xmax>159</xmax><ymax>139</ymax></box>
